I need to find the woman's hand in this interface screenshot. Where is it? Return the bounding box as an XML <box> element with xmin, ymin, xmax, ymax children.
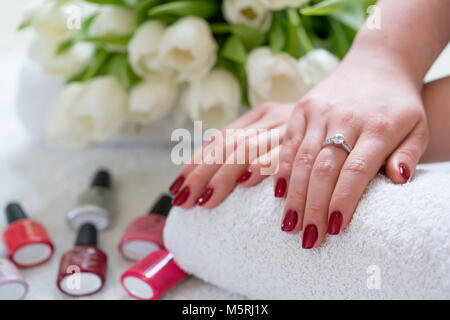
<box><xmin>169</xmin><ymin>102</ymin><xmax>294</xmax><ymax>208</ymax></box>
<box><xmin>275</xmin><ymin>50</ymin><xmax>429</xmax><ymax>249</ymax></box>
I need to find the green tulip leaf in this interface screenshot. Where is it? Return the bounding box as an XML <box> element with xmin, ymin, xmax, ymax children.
<box><xmin>222</xmin><ymin>35</ymin><xmax>247</xmax><ymax>64</ymax></box>
<box><xmin>148</xmin><ymin>1</ymin><xmax>219</xmax><ymax>18</ymax></box>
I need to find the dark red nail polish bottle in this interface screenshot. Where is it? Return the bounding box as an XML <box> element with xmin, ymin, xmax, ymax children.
<box><xmin>121</xmin><ymin>249</ymin><xmax>187</xmax><ymax>300</ymax></box>
<box><xmin>118</xmin><ymin>195</ymin><xmax>172</xmax><ymax>261</ymax></box>
<box><xmin>57</xmin><ymin>223</ymin><xmax>107</xmax><ymax>297</ymax></box>
<box><xmin>2</xmin><ymin>203</ymin><xmax>54</xmax><ymax>268</ymax></box>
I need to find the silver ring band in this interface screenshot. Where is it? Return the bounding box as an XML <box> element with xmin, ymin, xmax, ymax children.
<box><xmin>322</xmin><ymin>134</ymin><xmax>352</xmax><ymax>154</ymax></box>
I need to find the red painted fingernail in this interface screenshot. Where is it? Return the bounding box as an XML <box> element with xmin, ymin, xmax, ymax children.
<box><xmin>281</xmin><ymin>210</ymin><xmax>298</xmax><ymax>232</ymax></box>
<box><xmin>399</xmin><ymin>163</ymin><xmax>410</xmax><ymax>183</ymax></box>
<box><xmin>196</xmin><ymin>187</ymin><xmax>214</xmax><ymax>206</ymax></box>
<box><xmin>169</xmin><ymin>176</ymin><xmax>185</xmax><ymax>195</ymax></box>
<box><xmin>302</xmin><ymin>224</ymin><xmax>318</xmax><ymax>249</ymax></box>
<box><xmin>236</xmin><ymin>169</ymin><xmax>252</xmax><ymax>184</ymax></box>
<box><xmin>328</xmin><ymin>210</ymin><xmax>343</xmax><ymax>235</ymax></box>
<box><xmin>274</xmin><ymin>178</ymin><xmax>287</xmax><ymax>198</ymax></box>
<box><xmin>172</xmin><ymin>186</ymin><xmax>190</xmax><ymax>206</ymax></box>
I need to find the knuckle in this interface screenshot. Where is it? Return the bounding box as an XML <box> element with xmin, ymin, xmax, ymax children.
<box><xmin>287</xmin><ymin>188</ymin><xmax>306</xmax><ymax>205</ymax></box>
<box><xmin>305</xmin><ymin>202</ymin><xmax>323</xmax><ymax>218</ymax></box>
<box><xmin>343</xmin><ymin>157</ymin><xmax>369</xmax><ymax>175</ymax></box>
<box><xmin>313</xmin><ymin>158</ymin><xmax>336</xmax><ymax>176</ymax></box>
<box><xmin>367</xmin><ymin>118</ymin><xmax>392</xmax><ymax>138</ymax></box>
<box><xmin>294</xmin><ymin>152</ymin><xmax>315</xmax><ymax>169</ymax></box>
<box><xmin>187</xmin><ymin>169</ymin><xmax>205</xmax><ymax>183</ymax></box>
<box><xmin>396</xmin><ymin>148</ymin><xmax>417</xmax><ymax>163</ymax></box>
<box><xmin>338</xmin><ymin>111</ymin><xmax>356</xmax><ymax>127</ymax></box>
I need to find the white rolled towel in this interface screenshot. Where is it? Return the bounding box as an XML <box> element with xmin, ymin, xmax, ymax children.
<box><xmin>164</xmin><ymin>170</ymin><xmax>450</xmax><ymax>299</ymax></box>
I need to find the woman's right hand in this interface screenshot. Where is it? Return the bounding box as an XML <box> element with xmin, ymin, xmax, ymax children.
<box><xmin>169</xmin><ymin>102</ymin><xmax>294</xmax><ymax>208</ymax></box>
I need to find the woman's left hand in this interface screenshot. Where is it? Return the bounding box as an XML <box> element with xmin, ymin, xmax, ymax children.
<box><xmin>275</xmin><ymin>51</ymin><xmax>429</xmax><ymax>249</ymax></box>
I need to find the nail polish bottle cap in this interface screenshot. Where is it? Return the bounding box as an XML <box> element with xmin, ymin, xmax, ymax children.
<box><xmin>91</xmin><ymin>169</ymin><xmax>111</xmax><ymax>189</ymax></box>
<box><xmin>5</xmin><ymin>202</ymin><xmax>28</xmax><ymax>225</ymax></box>
<box><xmin>148</xmin><ymin>194</ymin><xmax>173</xmax><ymax>217</ymax></box>
<box><xmin>75</xmin><ymin>223</ymin><xmax>98</xmax><ymax>247</ymax></box>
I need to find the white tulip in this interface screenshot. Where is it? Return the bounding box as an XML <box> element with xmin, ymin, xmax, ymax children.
<box><xmin>45</xmin><ymin>83</ymin><xmax>90</xmax><ymax>148</ymax></box>
<box><xmin>223</xmin><ymin>0</ymin><xmax>272</xmax><ymax>31</ymax></box>
<box><xmin>246</xmin><ymin>47</ymin><xmax>309</xmax><ymax>107</ymax></box>
<box><xmin>260</xmin><ymin>0</ymin><xmax>309</xmax><ymax>10</ymax></box>
<box><xmin>45</xmin><ymin>76</ymin><xmax>128</xmax><ymax>148</ymax></box>
<box><xmin>29</xmin><ymin>0</ymin><xmax>75</xmax><ymax>40</ymax></box>
<box><xmin>128</xmin><ymin>73</ymin><xmax>179</xmax><ymax>124</ymax></box>
<box><xmin>29</xmin><ymin>36</ymin><xmax>94</xmax><ymax>80</ymax></box>
<box><xmin>181</xmin><ymin>68</ymin><xmax>241</xmax><ymax>129</ymax></box>
<box><xmin>128</xmin><ymin>21</ymin><xmax>167</xmax><ymax>77</ymax></box>
<box><xmin>159</xmin><ymin>17</ymin><xmax>218</xmax><ymax>81</ymax></box>
<box><xmin>298</xmin><ymin>49</ymin><xmax>340</xmax><ymax>88</ymax></box>
<box><xmin>89</xmin><ymin>6</ymin><xmax>135</xmax><ymax>50</ymax></box>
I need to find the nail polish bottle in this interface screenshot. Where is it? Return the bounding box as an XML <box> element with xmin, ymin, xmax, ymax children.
<box><xmin>67</xmin><ymin>169</ymin><xmax>114</xmax><ymax>232</ymax></box>
<box><xmin>57</xmin><ymin>223</ymin><xmax>107</xmax><ymax>297</ymax></box>
<box><xmin>2</xmin><ymin>203</ymin><xmax>54</xmax><ymax>268</ymax></box>
<box><xmin>0</xmin><ymin>258</ymin><xmax>28</xmax><ymax>299</ymax></box>
<box><xmin>121</xmin><ymin>249</ymin><xmax>187</xmax><ymax>300</ymax></box>
<box><xmin>118</xmin><ymin>194</ymin><xmax>172</xmax><ymax>261</ymax></box>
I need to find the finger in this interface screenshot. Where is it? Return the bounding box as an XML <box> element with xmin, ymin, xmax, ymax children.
<box><xmin>301</xmin><ymin>129</ymin><xmax>360</xmax><ymax>249</ymax></box>
<box><xmin>175</xmin><ymin>128</ymin><xmax>280</xmax><ymax>208</ymax></box>
<box><xmin>328</xmin><ymin>136</ymin><xmax>393</xmax><ymax>236</ymax></box>
<box><xmin>385</xmin><ymin>121</ymin><xmax>428</xmax><ymax>184</ymax></box>
<box><xmin>280</xmin><ymin>119</ymin><xmax>325</xmax><ymax>234</ymax></box>
<box><xmin>169</xmin><ymin>107</ymin><xmax>268</xmax><ymax>195</ymax></box>
<box><xmin>273</xmin><ymin>106</ymin><xmax>306</xmax><ymax>198</ymax></box>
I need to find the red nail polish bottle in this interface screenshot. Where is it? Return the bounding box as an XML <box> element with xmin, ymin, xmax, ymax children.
<box><xmin>121</xmin><ymin>249</ymin><xmax>187</xmax><ymax>300</ymax></box>
<box><xmin>118</xmin><ymin>195</ymin><xmax>172</xmax><ymax>261</ymax></box>
<box><xmin>57</xmin><ymin>223</ymin><xmax>107</xmax><ymax>297</ymax></box>
<box><xmin>2</xmin><ymin>203</ymin><xmax>54</xmax><ymax>268</ymax></box>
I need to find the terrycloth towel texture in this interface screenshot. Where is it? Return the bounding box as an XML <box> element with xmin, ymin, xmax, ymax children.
<box><xmin>165</xmin><ymin>171</ymin><xmax>450</xmax><ymax>299</ymax></box>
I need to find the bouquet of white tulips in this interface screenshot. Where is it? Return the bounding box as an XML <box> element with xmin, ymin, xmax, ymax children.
<box><xmin>20</xmin><ymin>0</ymin><xmax>376</xmax><ymax>147</ymax></box>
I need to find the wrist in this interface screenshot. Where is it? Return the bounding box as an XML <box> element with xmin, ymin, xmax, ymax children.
<box><xmin>338</xmin><ymin>41</ymin><xmax>423</xmax><ymax>90</ymax></box>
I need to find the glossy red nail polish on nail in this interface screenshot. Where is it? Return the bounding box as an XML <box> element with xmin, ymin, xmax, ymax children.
<box><xmin>169</xmin><ymin>176</ymin><xmax>185</xmax><ymax>195</ymax></box>
<box><xmin>57</xmin><ymin>224</ymin><xmax>107</xmax><ymax>297</ymax></box>
<box><xmin>121</xmin><ymin>249</ymin><xmax>187</xmax><ymax>300</ymax></box>
<box><xmin>3</xmin><ymin>203</ymin><xmax>54</xmax><ymax>268</ymax></box>
<box><xmin>328</xmin><ymin>211</ymin><xmax>343</xmax><ymax>235</ymax></box>
<box><xmin>172</xmin><ymin>186</ymin><xmax>190</xmax><ymax>206</ymax></box>
<box><xmin>275</xmin><ymin>178</ymin><xmax>287</xmax><ymax>198</ymax></box>
<box><xmin>281</xmin><ymin>210</ymin><xmax>298</xmax><ymax>232</ymax></box>
<box><xmin>302</xmin><ymin>224</ymin><xmax>318</xmax><ymax>249</ymax></box>
<box><xmin>119</xmin><ymin>194</ymin><xmax>172</xmax><ymax>261</ymax></box>
<box><xmin>399</xmin><ymin>163</ymin><xmax>410</xmax><ymax>183</ymax></box>
<box><xmin>236</xmin><ymin>169</ymin><xmax>252</xmax><ymax>184</ymax></box>
<box><xmin>196</xmin><ymin>187</ymin><xmax>214</xmax><ymax>206</ymax></box>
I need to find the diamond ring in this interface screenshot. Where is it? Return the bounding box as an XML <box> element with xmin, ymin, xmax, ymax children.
<box><xmin>322</xmin><ymin>134</ymin><xmax>352</xmax><ymax>154</ymax></box>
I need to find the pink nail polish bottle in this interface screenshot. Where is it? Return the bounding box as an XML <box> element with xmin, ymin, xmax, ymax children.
<box><xmin>57</xmin><ymin>223</ymin><xmax>107</xmax><ymax>297</ymax></box>
<box><xmin>121</xmin><ymin>249</ymin><xmax>187</xmax><ymax>300</ymax></box>
<box><xmin>0</xmin><ymin>258</ymin><xmax>28</xmax><ymax>300</ymax></box>
<box><xmin>118</xmin><ymin>194</ymin><xmax>172</xmax><ymax>261</ymax></box>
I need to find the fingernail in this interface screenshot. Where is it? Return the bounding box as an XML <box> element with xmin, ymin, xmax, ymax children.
<box><xmin>281</xmin><ymin>210</ymin><xmax>298</xmax><ymax>232</ymax></box>
<box><xmin>274</xmin><ymin>178</ymin><xmax>287</xmax><ymax>198</ymax></box>
<box><xmin>172</xmin><ymin>186</ymin><xmax>190</xmax><ymax>206</ymax></box>
<box><xmin>327</xmin><ymin>211</ymin><xmax>343</xmax><ymax>235</ymax></box>
<box><xmin>196</xmin><ymin>187</ymin><xmax>214</xmax><ymax>206</ymax></box>
<box><xmin>236</xmin><ymin>169</ymin><xmax>252</xmax><ymax>184</ymax></box>
<box><xmin>169</xmin><ymin>176</ymin><xmax>185</xmax><ymax>195</ymax></box>
<box><xmin>302</xmin><ymin>224</ymin><xmax>318</xmax><ymax>249</ymax></box>
<box><xmin>399</xmin><ymin>163</ymin><xmax>410</xmax><ymax>183</ymax></box>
